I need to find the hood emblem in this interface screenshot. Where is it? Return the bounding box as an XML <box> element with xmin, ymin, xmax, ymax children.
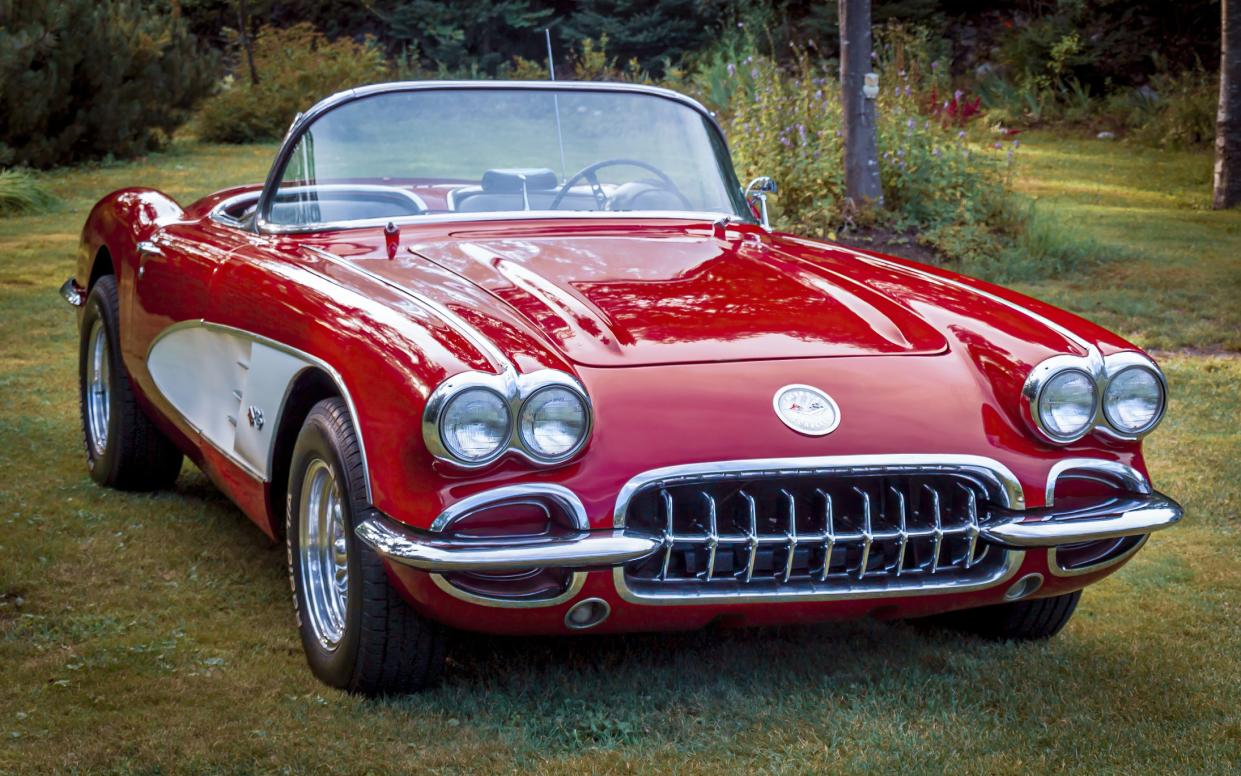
<box><xmin>773</xmin><ymin>384</ymin><xmax>841</xmax><ymax>436</ymax></box>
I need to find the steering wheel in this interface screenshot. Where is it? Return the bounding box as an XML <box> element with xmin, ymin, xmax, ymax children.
<box><xmin>548</xmin><ymin>158</ymin><xmax>693</xmax><ymax>211</ymax></box>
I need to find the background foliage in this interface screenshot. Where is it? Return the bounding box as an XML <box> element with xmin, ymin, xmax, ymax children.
<box><xmin>0</xmin><ymin>0</ymin><xmax>216</xmax><ymax>168</ymax></box>
<box><xmin>195</xmin><ymin>24</ymin><xmax>388</xmax><ymax>143</ymax></box>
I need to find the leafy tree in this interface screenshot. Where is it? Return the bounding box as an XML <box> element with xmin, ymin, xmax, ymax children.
<box><xmin>565</xmin><ymin>0</ymin><xmax>731</xmax><ymax>75</ymax></box>
<box><xmin>373</xmin><ymin>0</ymin><xmax>556</xmax><ymax>74</ymax></box>
<box><xmin>0</xmin><ymin>0</ymin><xmax>217</xmax><ymax>168</ymax></box>
<box><xmin>196</xmin><ymin>23</ymin><xmax>388</xmax><ymax>143</ymax></box>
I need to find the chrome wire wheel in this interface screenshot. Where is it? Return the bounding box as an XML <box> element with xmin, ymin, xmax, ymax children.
<box><xmin>298</xmin><ymin>458</ymin><xmax>350</xmax><ymax>651</ymax></box>
<box><xmin>85</xmin><ymin>318</ymin><xmax>111</xmax><ymax>457</ymax></box>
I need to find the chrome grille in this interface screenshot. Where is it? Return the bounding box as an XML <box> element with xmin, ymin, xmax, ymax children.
<box><xmin>620</xmin><ymin>471</ymin><xmax>1012</xmax><ymax>599</ymax></box>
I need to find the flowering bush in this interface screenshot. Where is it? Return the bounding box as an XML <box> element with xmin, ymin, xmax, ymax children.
<box><xmin>725</xmin><ymin>48</ymin><xmax>1033</xmax><ymax>277</ymax></box>
<box><xmin>725</xmin><ymin>54</ymin><xmax>847</xmax><ymax>234</ymax></box>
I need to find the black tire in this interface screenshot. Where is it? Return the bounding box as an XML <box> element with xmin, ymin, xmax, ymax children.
<box><xmin>928</xmin><ymin>591</ymin><xmax>1082</xmax><ymax>641</ymax></box>
<box><xmin>78</xmin><ymin>274</ymin><xmax>183</xmax><ymax>490</ymax></box>
<box><xmin>286</xmin><ymin>397</ymin><xmax>445</xmax><ymax>695</ymax></box>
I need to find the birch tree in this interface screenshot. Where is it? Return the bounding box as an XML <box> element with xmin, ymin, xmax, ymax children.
<box><xmin>1215</xmin><ymin>0</ymin><xmax>1240</xmax><ymax>209</ymax></box>
<box><xmin>840</xmin><ymin>0</ymin><xmax>882</xmax><ymax>205</ymax></box>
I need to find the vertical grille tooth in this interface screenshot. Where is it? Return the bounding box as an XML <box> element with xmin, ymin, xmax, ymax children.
<box><xmin>701</xmin><ymin>490</ymin><xmax>719</xmax><ymax>581</ymax></box>
<box><xmin>781</xmin><ymin>489</ymin><xmax>797</xmax><ymax>583</ymax></box>
<box><xmin>890</xmin><ymin>485</ymin><xmax>908</xmax><ymax>577</ymax></box>
<box><xmin>960</xmin><ymin>483</ymin><xmax>979</xmax><ymax>569</ymax></box>
<box><xmin>924</xmin><ymin>483</ymin><xmax>944</xmax><ymax>573</ymax></box>
<box><xmin>740</xmin><ymin>490</ymin><xmax>759</xmax><ymax>583</ymax></box>
<box><xmin>624</xmin><ymin>472</ymin><xmax>1005</xmax><ymax>593</ymax></box>
<box><xmin>658</xmin><ymin>489</ymin><xmax>674</xmax><ymax>581</ymax></box>
<box><xmin>816</xmin><ymin>488</ymin><xmax>836</xmax><ymax>581</ymax></box>
<box><xmin>854</xmin><ymin>486</ymin><xmax>873</xmax><ymax>580</ymax></box>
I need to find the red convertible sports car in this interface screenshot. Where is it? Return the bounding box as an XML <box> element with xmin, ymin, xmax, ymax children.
<box><xmin>63</xmin><ymin>81</ymin><xmax>1181</xmax><ymax>695</ymax></box>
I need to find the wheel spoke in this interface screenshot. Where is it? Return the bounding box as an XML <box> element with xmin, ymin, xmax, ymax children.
<box><xmin>297</xmin><ymin>459</ymin><xmax>350</xmax><ymax>651</ymax></box>
<box><xmin>85</xmin><ymin>320</ymin><xmax>111</xmax><ymax>456</ymax></box>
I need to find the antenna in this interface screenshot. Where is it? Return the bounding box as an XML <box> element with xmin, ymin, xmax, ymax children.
<box><xmin>546</xmin><ymin>28</ymin><xmax>568</xmax><ymax>181</ymax></box>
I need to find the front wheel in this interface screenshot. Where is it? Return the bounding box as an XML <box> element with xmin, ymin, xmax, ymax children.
<box><xmin>78</xmin><ymin>274</ymin><xmax>183</xmax><ymax>490</ymax></box>
<box><xmin>286</xmin><ymin>398</ymin><xmax>445</xmax><ymax>695</ymax></box>
<box><xmin>927</xmin><ymin>591</ymin><xmax>1082</xmax><ymax>640</ymax></box>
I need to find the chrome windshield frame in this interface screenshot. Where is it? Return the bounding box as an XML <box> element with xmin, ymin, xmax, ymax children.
<box><xmin>253</xmin><ymin>80</ymin><xmax>756</xmax><ymax>235</ymax></box>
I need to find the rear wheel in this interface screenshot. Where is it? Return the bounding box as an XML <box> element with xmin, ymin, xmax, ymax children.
<box><xmin>286</xmin><ymin>398</ymin><xmax>445</xmax><ymax>695</ymax></box>
<box><xmin>78</xmin><ymin>274</ymin><xmax>183</xmax><ymax>490</ymax></box>
<box><xmin>929</xmin><ymin>591</ymin><xmax>1081</xmax><ymax>640</ymax></box>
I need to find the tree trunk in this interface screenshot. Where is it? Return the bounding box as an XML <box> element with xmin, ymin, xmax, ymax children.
<box><xmin>237</xmin><ymin>0</ymin><xmax>260</xmax><ymax>86</ymax></box>
<box><xmin>1216</xmin><ymin>0</ymin><xmax>1241</xmax><ymax>209</ymax></box>
<box><xmin>840</xmin><ymin>0</ymin><xmax>882</xmax><ymax>206</ymax></box>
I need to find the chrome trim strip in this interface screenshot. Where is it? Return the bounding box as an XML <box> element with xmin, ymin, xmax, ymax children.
<box><xmin>265</xmin><ymin>209</ymin><xmax>742</xmax><ymax>235</ymax></box>
<box><xmin>302</xmin><ymin>244</ymin><xmax>512</xmax><ymax>372</ymax></box>
<box><xmin>611</xmin><ymin>552</ymin><xmax>1025</xmax><ymax>606</ymax></box>
<box><xmin>59</xmin><ymin>278</ymin><xmax>84</xmax><ymax>307</ymax></box>
<box><xmin>1045</xmin><ymin>458</ymin><xmax>1151</xmax><ymax>507</ymax></box>
<box><xmin>137</xmin><ymin>240</ymin><xmax>164</xmax><ymax>258</ymax></box>
<box><xmin>145</xmin><ymin>320</ymin><xmax>373</xmax><ymax>502</ymax></box>
<box><xmin>429</xmin><ymin>571</ymin><xmax>586</xmax><ymax>609</ymax></box>
<box><xmin>982</xmin><ymin>492</ymin><xmax>1182</xmax><ymax>547</ymax></box>
<box><xmin>429</xmin><ymin>483</ymin><xmax>588</xmax><ymax>532</ymax></box>
<box><xmin>1047</xmin><ymin>535</ymin><xmax>1148</xmax><ymax>578</ymax></box>
<box><xmin>421</xmin><ymin>369</ymin><xmax>593</xmax><ymax>469</ymax></box>
<box><xmin>612</xmin><ymin>454</ymin><xmax>1027</xmax><ymax>527</ymax></box>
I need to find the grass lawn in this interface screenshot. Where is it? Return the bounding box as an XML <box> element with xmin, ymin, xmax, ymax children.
<box><xmin>1010</xmin><ymin>131</ymin><xmax>1241</xmax><ymax>353</ymax></box>
<box><xmin>1</xmin><ymin>136</ymin><xmax>1239</xmax><ymax>773</ymax></box>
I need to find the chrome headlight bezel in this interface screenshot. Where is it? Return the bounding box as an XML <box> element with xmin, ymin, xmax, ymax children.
<box><xmin>423</xmin><ymin>369</ymin><xmax>593</xmax><ymax>469</ymax></box>
<box><xmin>437</xmin><ymin>386</ymin><xmax>512</xmax><ymax>464</ymax></box>
<box><xmin>1100</xmin><ymin>353</ymin><xmax>1168</xmax><ymax>438</ymax></box>
<box><xmin>517</xmin><ymin>384</ymin><xmax>592</xmax><ymax>464</ymax></box>
<box><xmin>1023</xmin><ymin>351</ymin><xmax>1167</xmax><ymax>445</ymax></box>
<box><xmin>1024</xmin><ymin>356</ymin><xmax>1099</xmax><ymax>444</ymax></box>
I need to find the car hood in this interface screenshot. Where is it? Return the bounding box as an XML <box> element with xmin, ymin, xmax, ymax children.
<box><xmin>298</xmin><ymin>218</ymin><xmax>1123</xmax><ymax>373</ymax></box>
<box><xmin>345</xmin><ymin>224</ymin><xmax>957</xmax><ymax>367</ymax></box>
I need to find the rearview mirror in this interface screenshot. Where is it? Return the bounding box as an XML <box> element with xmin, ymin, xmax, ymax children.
<box><xmin>744</xmin><ymin>176</ymin><xmax>778</xmax><ymax>229</ymax></box>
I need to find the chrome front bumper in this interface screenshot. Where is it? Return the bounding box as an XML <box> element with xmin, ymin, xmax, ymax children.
<box><xmin>356</xmin><ymin>491</ymin><xmax>1183</xmax><ymax>573</ymax></box>
<box><xmin>982</xmin><ymin>492</ymin><xmax>1183</xmax><ymax>547</ymax></box>
<box><xmin>355</xmin><ymin>518</ymin><xmax>661</xmax><ymax>572</ymax></box>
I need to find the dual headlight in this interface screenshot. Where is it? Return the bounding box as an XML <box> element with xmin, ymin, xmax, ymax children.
<box><xmin>425</xmin><ymin>371</ymin><xmax>592</xmax><ymax>467</ymax></box>
<box><xmin>1026</xmin><ymin>353</ymin><xmax>1167</xmax><ymax>444</ymax></box>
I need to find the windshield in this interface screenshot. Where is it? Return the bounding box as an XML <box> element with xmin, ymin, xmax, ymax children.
<box><xmin>263</xmin><ymin>86</ymin><xmax>752</xmax><ymax>229</ymax></box>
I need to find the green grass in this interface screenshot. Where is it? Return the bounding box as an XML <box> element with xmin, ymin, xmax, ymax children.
<box><xmin>1009</xmin><ymin>131</ymin><xmax>1241</xmax><ymax>352</ymax></box>
<box><xmin>1</xmin><ymin>136</ymin><xmax>1239</xmax><ymax>773</ymax></box>
<box><xmin>0</xmin><ymin>168</ymin><xmax>60</xmax><ymax>217</ymax></box>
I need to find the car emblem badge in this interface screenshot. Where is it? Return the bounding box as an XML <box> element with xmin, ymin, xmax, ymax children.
<box><xmin>773</xmin><ymin>384</ymin><xmax>841</xmax><ymax>436</ymax></box>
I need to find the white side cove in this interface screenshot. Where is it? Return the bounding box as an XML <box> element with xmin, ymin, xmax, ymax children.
<box><xmin>146</xmin><ymin>321</ymin><xmax>370</xmax><ymax>500</ymax></box>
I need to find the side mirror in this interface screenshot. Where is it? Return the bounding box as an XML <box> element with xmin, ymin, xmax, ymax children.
<box><xmin>744</xmin><ymin>176</ymin><xmax>778</xmax><ymax>229</ymax></box>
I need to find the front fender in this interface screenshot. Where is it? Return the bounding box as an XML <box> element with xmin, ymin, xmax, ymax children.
<box><xmin>78</xmin><ymin>188</ymin><xmax>184</xmax><ymax>291</ymax></box>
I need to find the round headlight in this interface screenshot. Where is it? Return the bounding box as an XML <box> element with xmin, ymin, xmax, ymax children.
<box><xmin>1104</xmin><ymin>366</ymin><xmax>1165</xmax><ymax>435</ymax></box>
<box><xmin>440</xmin><ymin>388</ymin><xmax>510</xmax><ymax>462</ymax></box>
<box><xmin>519</xmin><ymin>386</ymin><xmax>588</xmax><ymax>460</ymax></box>
<box><xmin>1037</xmin><ymin>368</ymin><xmax>1097</xmax><ymax>440</ymax></box>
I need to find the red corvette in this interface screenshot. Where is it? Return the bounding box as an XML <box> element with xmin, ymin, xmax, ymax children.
<box><xmin>64</xmin><ymin>81</ymin><xmax>1181</xmax><ymax>694</ymax></box>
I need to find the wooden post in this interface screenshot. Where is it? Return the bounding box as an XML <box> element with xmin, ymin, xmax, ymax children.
<box><xmin>1215</xmin><ymin>0</ymin><xmax>1240</xmax><ymax>209</ymax></box>
<box><xmin>840</xmin><ymin>0</ymin><xmax>882</xmax><ymax>206</ymax></box>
